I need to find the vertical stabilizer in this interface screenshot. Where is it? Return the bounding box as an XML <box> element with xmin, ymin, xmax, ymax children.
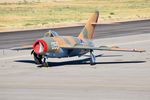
<box><xmin>78</xmin><ymin>11</ymin><xmax>99</xmax><ymax>40</ymax></box>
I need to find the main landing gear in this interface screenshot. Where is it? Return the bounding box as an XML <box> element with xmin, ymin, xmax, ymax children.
<box><xmin>90</xmin><ymin>50</ymin><xmax>96</xmax><ymax>65</ymax></box>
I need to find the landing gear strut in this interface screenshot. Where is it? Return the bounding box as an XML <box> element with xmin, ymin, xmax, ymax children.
<box><xmin>42</xmin><ymin>56</ymin><xmax>49</xmax><ymax>67</ymax></box>
<box><xmin>90</xmin><ymin>50</ymin><xmax>96</xmax><ymax>65</ymax></box>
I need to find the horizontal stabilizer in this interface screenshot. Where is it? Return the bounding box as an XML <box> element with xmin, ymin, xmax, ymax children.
<box><xmin>91</xmin><ymin>23</ymin><xmax>100</xmax><ymax>25</ymax></box>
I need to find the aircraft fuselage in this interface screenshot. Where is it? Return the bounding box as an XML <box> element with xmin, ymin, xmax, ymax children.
<box><xmin>33</xmin><ymin>36</ymin><xmax>94</xmax><ymax>58</ymax></box>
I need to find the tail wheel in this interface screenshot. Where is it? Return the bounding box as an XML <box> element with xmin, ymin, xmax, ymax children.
<box><xmin>33</xmin><ymin>52</ymin><xmax>42</xmax><ymax>64</ymax></box>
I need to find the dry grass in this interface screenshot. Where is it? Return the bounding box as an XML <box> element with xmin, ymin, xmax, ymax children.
<box><xmin>0</xmin><ymin>0</ymin><xmax>150</xmax><ymax>30</ymax></box>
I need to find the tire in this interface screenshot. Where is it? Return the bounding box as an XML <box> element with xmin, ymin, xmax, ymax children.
<box><xmin>43</xmin><ymin>62</ymin><xmax>49</xmax><ymax>67</ymax></box>
<box><xmin>90</xmin><ymin>58</ymin><xmax>95</xmax><ymax>65</ymax></box>
<box><xmin>33</xmin><ymin>53</ymin><xmax>42</xmax><ymax>64</ymax></box>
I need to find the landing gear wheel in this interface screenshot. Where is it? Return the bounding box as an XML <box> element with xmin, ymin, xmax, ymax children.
<box><xmin>90</xmin><ymin>58</ymin><xmax>95</xmax><ymax>65</ymax></box>
<box><xmin>43</xmin><ymin>62</ymin><xmax>48</xmax><ymax>67</ymax></box>
<box><xmin>90</xmin><ymin>50</ymin><xmax>96</xmax><ymax>65</ymax></box>
<box><xmin>42</xmin><ymin>58</ymin><xmax>49</xmax><ymax>67</ymax></box>
<box><xmin>33</xmin><ymin>52</ymin><xmax>42</xmax><ymax>64</ymax></box>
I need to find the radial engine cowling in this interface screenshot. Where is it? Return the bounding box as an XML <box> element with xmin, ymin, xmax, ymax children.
<box><xmin>33</xmin><ymin>38</ymin><xmax>60</xmax><ymax>54</ymax></box>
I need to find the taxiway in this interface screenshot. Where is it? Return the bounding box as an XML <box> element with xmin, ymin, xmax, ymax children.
<box><xmin>0</xmin><ymin>20</ymin><xmax>150</xmax><ymax>100</ymax></box>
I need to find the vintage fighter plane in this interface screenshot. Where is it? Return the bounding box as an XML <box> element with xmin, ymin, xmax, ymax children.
<box><xmin>11</xmin><ymin>11</ymin><xmax>145</xmax><ymax>66</ymax></box>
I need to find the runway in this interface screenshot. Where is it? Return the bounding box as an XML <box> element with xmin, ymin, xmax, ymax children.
<box><xmin>0</xmin><ymin>20</ymin><xmax>150</xmax><ymax>100</ymax></box>
<box><xmin>0</xmin><ymin>19</ymin><xmax>150</xmax><ymax>49</ymax></box>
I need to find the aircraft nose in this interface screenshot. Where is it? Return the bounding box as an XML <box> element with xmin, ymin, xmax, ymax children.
<box><xmin>33</xmin><ymin>40</ymin><xmax>47</xmax><ymax>54</ymax></box>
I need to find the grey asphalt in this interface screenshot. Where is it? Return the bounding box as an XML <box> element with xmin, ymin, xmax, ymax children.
<box><xmin>0</xmin><ymin>19</ymin><xmax>150</xmax><ymax>49</ymax></box>
<box><xmin>0</xmin><ymin>20</ymin><xmax>150</xmax><ymax>100</ymax></box>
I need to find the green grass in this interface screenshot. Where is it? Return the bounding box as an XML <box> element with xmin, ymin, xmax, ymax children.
<box><xmin>0</xmin><ymin>0</ymin><xmax>150</xmax><ymax>29</ymax></box>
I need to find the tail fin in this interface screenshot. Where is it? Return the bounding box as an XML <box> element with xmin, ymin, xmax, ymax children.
<box><xmin>78</xmin><ymin>11</ymin><xmax>99</xmax><ymax>40</ymax></box>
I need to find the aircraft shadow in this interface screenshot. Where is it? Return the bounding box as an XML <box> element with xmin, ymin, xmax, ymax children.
<box><xmin>15</xmin><ymin>54</ymin><xmax>145</xmax><ymax>67</ymax></box>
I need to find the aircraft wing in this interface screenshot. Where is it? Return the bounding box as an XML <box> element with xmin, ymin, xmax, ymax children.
<box><xmin>62</xmin><ymin>45</ymin><xmax>145</xmax><ymax>52</ymax></box>
<box><xmin>11</xmin><ymin>44</ymin><xmax>145</xmax><ymax>52</ymax></box>
<box><xmin>11</xmin><ymin>45</ymin><xmax>33</xmax><ymax>50</ymax></box>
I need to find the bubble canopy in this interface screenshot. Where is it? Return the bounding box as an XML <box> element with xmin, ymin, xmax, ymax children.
<box><xmin>44</xmin><ymin>30</ymin><xmax>59</xmax><ymax>37</ymax></box>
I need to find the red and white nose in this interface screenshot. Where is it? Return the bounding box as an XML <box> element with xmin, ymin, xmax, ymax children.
<box><xmin>33</xmin><ymin>40</ymin><xmax>47</xmax><ymax>54</ymax></box>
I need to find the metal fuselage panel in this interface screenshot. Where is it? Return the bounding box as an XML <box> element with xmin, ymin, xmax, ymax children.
<box><xmin>42</xmin><ymin>36</ymin><xmax>94</xmax><ymax>58</ymax></box>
